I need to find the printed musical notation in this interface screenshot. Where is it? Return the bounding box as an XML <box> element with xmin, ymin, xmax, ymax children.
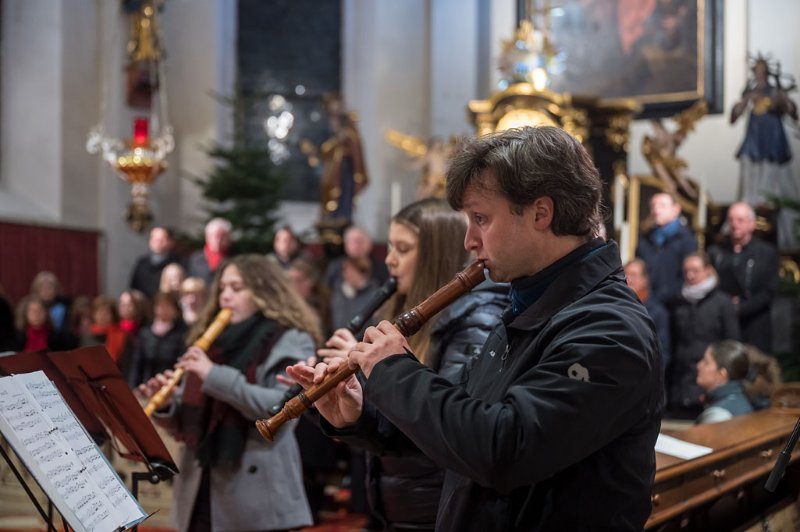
<box><xmin>0</xmin><ymin>371</ymin><xmax>146</xmax><ymax>532</ymax></box>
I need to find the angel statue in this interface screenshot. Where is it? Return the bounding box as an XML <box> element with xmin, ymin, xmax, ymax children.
<box><xmin>385</xmin><ymin>130</ymin><xmax>457</xmax><ymax>199</ymax></box>
<box><xmin>641</xmin><ymin>100</ymin><xmax>708</xmax><ymax>201</ymax></box>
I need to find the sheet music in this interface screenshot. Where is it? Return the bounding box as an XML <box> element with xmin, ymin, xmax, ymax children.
<box><xmin>655</xmin><ymin>433</ymin><xmax>713</xmax><ymax>460</ymax></box>
<box><xmin>0</xmin><ymin>371</ymin><xmax>146</xmax><ymax>532</ymax></box>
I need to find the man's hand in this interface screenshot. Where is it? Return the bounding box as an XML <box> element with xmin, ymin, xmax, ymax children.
<box><xmin>285</xmin><ymin>358</ymin><xmax>363</xmax><ymax>428</ymax></box>
<box><xmin>348</xmin><ymin>320</ymin><xmax>411</xmax><ymax>378</ymax></box>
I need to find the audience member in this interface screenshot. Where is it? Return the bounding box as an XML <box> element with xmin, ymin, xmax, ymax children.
<box><xmin>742</xmin><ymin>343</ymin><xmax>782</xmax><ymax>410</ymax></box>
<box><xmin>127</xmin><ymin>291</ymin><xmax>188</xmax><ymax>388</ymax></box>
<box><xmin>707</xmin><ymin>202</ymin><xmax>779</xmax><ymax>354</ymax></box>
<box><xmin>325</xmin><ymin>225</ymin><xmax>389</xmax><ymax>287</ymax></box>
<box><xmin>179</xmin><ymin>277</ymin><xmax>207</xmax><ymax>326</ymax></box>
<box><xmin>624</xmin><ymin>258</ymin><xmax>671</xmax><ymax>371</ymax></box>
<box><xmin>328</xmin><ymin>256</ymin><xmax>380</xmax><ymax>334</ymax></box>
<box><xmin>188</xmin><ymin>218</ymin><xmax>232</xmax><ymax>283</ymax></box>
<box><xmin>287</xmin><ymin>257</ymin><xmax>331</xmax><ymax>336</ymax></box>
<box><xmin>70</xmin><ymin>296</ymin><xmax>94</xmax><ymax>347</ymax></box>
<box><xmin>268</xmin><ymin>225</ymin><xmax>306</xmax><ymax>269</ymax></box>
<box><xmin>696</xmin><ymin>340</ymin><xmax>753</xmax><ymax>424</ymax></box>
<box><xmin>30</xmin><ymin>271</ymin><xmax>71</xmax><ymax>334</ymax></box>
<box><xmin>636</xmin><ymin>193</ymin><xmax>697</xmax><ymax>305</ymax></box>
<box><xmin>130</xmin><ymin>226</ymin><xmax>179</xmax><ymax>298</ymax></box>
<box><xmin>118</xmin><ymin>289</ymin><xmax>150</xmax><ymax>337</ymax></box>
<box><xmin>670</xmin><ymin>253</ymin><xmax>740</xmax><ymax>416</ymax></box>
<box><xmin>14</xmin><ymin>295</ymin><xmax>77</xmax><ymax>352</ymax></box>
<box><xmin>89</xmin><ymin>296</ymin><xmax>130</xmax><ymax>368</ymax></box>
<box><xmin>159</xmin><ymin>262</ymin><xmax>186</xmax><ymax>295</ymax></box>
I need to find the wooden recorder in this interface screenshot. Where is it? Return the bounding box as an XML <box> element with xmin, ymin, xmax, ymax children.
<box><xmin>143</xmin><ymin>307</ymin><xmax>233</xmax><ymax>417</ymax></box>
<box><xmin>255</xmin><ymin>260</ymin><xmax>486</xmax><ymax>442</ymax></box>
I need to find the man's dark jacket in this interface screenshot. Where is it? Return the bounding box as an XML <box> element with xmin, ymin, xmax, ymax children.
<box><xmin>130</xmin><ymin>252</ymin><xmax>180</xmax><ymax>298</ymax></box>
<box><xmin>707</xmin><ymin>239</ymin><xmax>778</xmax><ymax>353</ymax></box>
<box><xmin>327</xmin><ymin>240</ymin><xmax>663</xmax><ymax>531</ymax></box>
<box><xmin>636</xmin><ymin>222</ymin><xmax>697</xmax><ymax>305</ymax></box>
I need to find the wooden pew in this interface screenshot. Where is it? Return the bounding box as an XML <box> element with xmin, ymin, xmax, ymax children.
<box><xmin>648</xmin><ymin>409</ymin><xmax>800</xmax><ymax>530</ymax></box>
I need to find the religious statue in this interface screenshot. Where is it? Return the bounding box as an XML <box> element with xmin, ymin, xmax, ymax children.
<box><xmin>123</xmin><ymin>0</ymin><xmax>163</xmax><ymax>108</ymax></box>
<box><xmin>731</xmin><ymin>55</ymin><xmax>798</xmax><ymax>206</ymax></box>
<box><xmin>301</xmin><ymin>94</ymin><xmax>368</xmax><ymax>228</ymax></box>
<box><xmin>385</xmin><ymin>130</ymin><xmax>457</xmax><ymax>199</ymax></box>
<box><xmin>642</xmin><ymin>100</ymin><xmax>708</xmax><ymax>201</ymax></box>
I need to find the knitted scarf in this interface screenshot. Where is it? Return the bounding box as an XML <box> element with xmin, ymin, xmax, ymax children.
<box><xmin>180</xmin><ymin>313</ymin><xmax>284</xmax><ymax>467</ymax></box>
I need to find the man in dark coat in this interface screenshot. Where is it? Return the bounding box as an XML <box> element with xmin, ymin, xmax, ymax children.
<box><xmin>129</xmin><ymin>226</ymin><xmax>180</xmax><ymax>298</ymax></box>
<box><xmin>289</xmin><ymin>127</ymin><xmax>663</xmax><ymax>531</ymax></box>
<box><xmin>636</xmin><ymin>192</ymin><xmax>697</xmax><ymax>305</ymax></box>
<box><xmin>707</xmin><ymin>202</ymin><xmax>779</xmax><ymax>354</ymax></box>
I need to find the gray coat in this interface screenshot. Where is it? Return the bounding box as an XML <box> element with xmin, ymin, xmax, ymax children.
<box><xmin>156</xmin><ymin>328</ymin><xmax>314</xmax><ymax>531</ymax></box>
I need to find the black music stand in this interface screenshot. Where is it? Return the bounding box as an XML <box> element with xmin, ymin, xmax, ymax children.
<box><xmin>0</xmin><ymin>346</ymin><xmax>178</xmax><ymax>530</ymax></box>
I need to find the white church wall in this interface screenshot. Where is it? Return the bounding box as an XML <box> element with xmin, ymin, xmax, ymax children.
<box><xmin>0</xmin><ymin>1</ymin><xmax>64</xmax><ymax>221</ymax></box>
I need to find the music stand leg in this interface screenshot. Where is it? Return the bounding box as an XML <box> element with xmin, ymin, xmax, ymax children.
<box><xmin>131</xmin><ymin>470</ymin><xmax>161</xmax><ymax>532</ymax></box>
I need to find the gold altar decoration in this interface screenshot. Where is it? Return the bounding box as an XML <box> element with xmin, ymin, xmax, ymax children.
<box><xmin>468</xmin><ymin>82</ymin><xmax>639</xmax><ymax>148</ymax></box>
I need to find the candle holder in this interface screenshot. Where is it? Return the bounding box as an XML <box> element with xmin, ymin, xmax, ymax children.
<box><xmin>87</xmin><ymin>117</ymin><xmax>174</xmax><ymax>232</ymax></box>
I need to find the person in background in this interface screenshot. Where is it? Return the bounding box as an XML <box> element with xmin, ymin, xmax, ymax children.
<box><xmin>707</xmin><ymin>202</ymin><xmax>779</xmax><ymax>354</ymax></box>
<box><xmin>15</xmin><ymin>295</ymin><xmax>77</xmax><ymax>352</ymax></box>
<box><xmin>160</xmin><ymin>262</ymin><xmax>187</xmax><ymax>295</ymax></box>
<box><xmin>636</xmin><ymin>192</ymin><xmax>697</xmax><ymax>305</ymax></box>
<box><xmin>268</xmin><ymin>225</ymin><xmax>306</xmax><ymax>269</ymax></box>
<box><xmin>624</xmin><ymin>258</ymin><xmax>671</xmax><ymax>372</ymax></box>
<box><xmin>118</xmin><ymin>289</ymin><xmax>151</xmax><ymax>337</ymax></box>
<box><xmin>130</xmin><ymin>226</ymin><xmax>180</xmax><ymax>298</ymax></box>
<box><xmin>325</xmin><ymin>226</ymin><xmax>389</xmax><ymax>287</ymax></box>
<box><xmin>287</xmin><ymin>257</ymin><xmax>331</xmax><ymax>336</ymax></box>
<box><xmin>179</xmin><ymin>277</ymin><xmax>207</xmax><ymax>327</ymax></box>
<box><xmin>30</xmin><ymin>271</ymin><xmax>71</xmax><ymax>334</ymax></box>
<box><xmin>139</xmin><ymin>255</ymin><xmax>321</xmax><ymax>532</ymax></box>
<box><xmin>89</xmin><ymin>296</ymin><xmax>130</xmax><ymax>369</ymax></box>
<box><xmin>188</xmin><ymin>218</ymin><xmax>233</xmax><ymax>284</ymax></box>
<box><xmin>127</xmin><ymin>291</ymin><xmax>187</xmax><ymax>388</ymax></box>
<box><xmin>742</xmin><ymin>343</ymin><xmax>783</xmax><ymax>410</ymax></box>
<box><xmin>70</xmin><ymin>296</ymin><xmax>95</xmax><ymax>347</ymax></box>
<box><xmin>669</xmin><ymin>252</ymin><xmax>740</xmax><ymax>417</ymax></box>
<box><xmin>328</xmin><ymin>256</ymin><xmax>380</xmax><ymax>334</ymax></box>
<box><xmin>696</xmin><ymin>340</ymin><xmax>754</xmax><ymax>424</ymax></box>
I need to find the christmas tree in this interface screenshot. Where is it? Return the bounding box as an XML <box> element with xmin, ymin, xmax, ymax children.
<box><xmin>194</xmin><ymin>94</ymin><xmax>287</xmax><ymax>253</ymax></box>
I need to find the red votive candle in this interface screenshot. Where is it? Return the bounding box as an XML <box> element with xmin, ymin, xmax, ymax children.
<box><xmin>133</xmin><ymin>118</ymin><xmax>149</xmax><ymax>146</ymax></box>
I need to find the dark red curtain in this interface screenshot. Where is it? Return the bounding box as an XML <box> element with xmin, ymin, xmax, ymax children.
<box><xmin>0</xmin><ymin>222</ymin><xmax>100</xmax><ymax>305</ymax></box>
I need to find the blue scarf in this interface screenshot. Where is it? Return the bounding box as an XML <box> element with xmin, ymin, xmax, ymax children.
<box><xmin>510</xmin><ymin>239</ymin><xmax>607</xmax><ymax>316</ymax></box>
<box><xmin>650</xmin><ymin>219</ymin><xmax>682</xmax><ymax>247</ymax></box>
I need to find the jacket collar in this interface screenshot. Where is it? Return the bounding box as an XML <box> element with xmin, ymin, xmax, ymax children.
<box><xmin>505</xmin><ymin>239</ymin><xmax>623</xmax><ymax>331</ymax></box>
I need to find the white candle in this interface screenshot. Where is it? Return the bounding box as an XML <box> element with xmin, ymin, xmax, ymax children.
<box><xmin>390</xmin><ymin>181</ymin><xmax>402</xmax><ymax>217</ymax></box>
<box><xmin>613</xmin><ymin>174</ymin><xmax>624</xmax><ymax>232</ymax></box>
<box><xmin>698</xmin><ymin>184</ymin><xmax>707</xmax><ymax>231</ymax></box>
<box><xmin>620</xmin><ymin>221</ymin><xmax>630</xmax><ymax>264</ymax></box>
